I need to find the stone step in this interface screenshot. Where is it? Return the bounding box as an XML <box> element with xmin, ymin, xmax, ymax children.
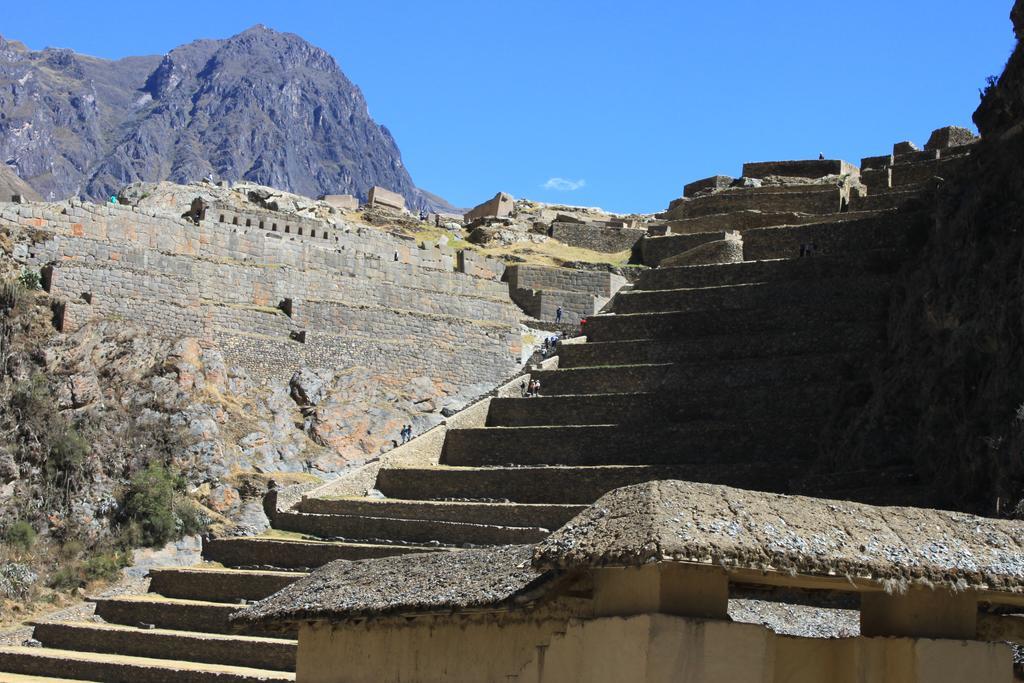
<box><xmin>201</xmin><ymin>536</ymin><xmax>435</xmax><ymax>570</ymax></box>
<box><xmin>635</xmin><ymin>249</ymin><xmax>905</xmax><ymax>291</ymax></box>
<box><xmin>614</xmin><ymin>274</ymin><xmax>891</xmax><ymax>315</ymax></box>
<box><xmin>558</xmin><ymin>326</ymin><xmax>883</xmax><ymax>368</ymax></box>
<box><xmin>272</xmin><ymin>510</ymin><xmax>548</xmax><ymax>546</ymax></box>
<box><xmin>487</xmin><ymin>393</ymin><xmax>661</xmax><ymax>426</ymax></box>
<box><xmin>529</xmin><ymin>363</ymin><xmax>671</xmax><ymax>395</ymax></box>
<box><xmin>741</xmin><ymin>211</ymin><xmax>927</xmax><ymax>261</ymax></box>
<box><xmin>532</xmin><ymin>352</ymin><xmax>857</xmax><ymax>396</ymax></box>
<box><xmin>486</xmin><ymin>383</ymin><xmax>839</xmax><ymax>427</ymax></box>
<box><xmin>296</xmin><ymin>497</ymin><xmax>584</xmax><ymax>531</ymax></box>
<box><xmin>440</xmin><ymin>421</ymin><xmax>820</xmax><ymax>468</ymax></box>
<box><xmin>848</xmin><ymin>188</ymin><xmax>927</xmax><ymax>212</ymax></box>
<box><xmin>147</xmin><ymin>567</ymin><xmax>301</xmax><ymax>603</ymax></box>
<box><xmin>0</xmin><ymin>647</ymin><xmax>293</xmax><ymax>683</ymax></box>
<box><xmin>375</xmin><ymin>463</ymin><xmax>795</xmax><ymax>505</ymax></box>
<box><xmin>583</xmin><ymin>298</ymin><xmax>886</xmax><ymax>343</ymax></box>
<box><xmin>91</xmin><ymin>595</ymin><xmax>294</xmax><ymax>639</ymax></box>
<box><xmin>30</xmin><ymin>622</ymin><xmax>296</xmax><ymax>672</ymax></box>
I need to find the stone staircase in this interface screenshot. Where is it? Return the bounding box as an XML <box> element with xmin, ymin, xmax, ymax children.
<box><xmin>0</xmin><ymin>164</ymin><xmax>933</xmax><ymax>682</ymax></box>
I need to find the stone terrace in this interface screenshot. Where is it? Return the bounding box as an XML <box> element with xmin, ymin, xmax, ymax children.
<box><xmin>639</xmin><ymin>128</ymin><xmax>975</xmax><ymax>268</ymax></box>
<box><xmin>2</xmin><ymin>199</ymin><xmax>524</xmax><ymax>394</ymax></box>
<box><xmin>0</xmin><ymin>136</ymin><xmax>964</xmax><ymax>681</ymax></box>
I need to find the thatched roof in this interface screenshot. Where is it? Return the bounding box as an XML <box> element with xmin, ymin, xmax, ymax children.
<box><xmin>237</xmin><ymin>480</ymin><xmax>1024</xmax><ymax>627</ymax></box>
<box><xmin>535</xmin><ymin>480</ymin><xmax>1024</xmax><ymax>592</ymax></box>
<box><xmin>233</xmin><ymin>545</ymin><xmax>546</xmax><ymax>626</ymax></box>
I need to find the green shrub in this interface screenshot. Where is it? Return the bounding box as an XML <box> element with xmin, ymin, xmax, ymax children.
<box><xmin>82</xmin><ymin>551</ymin><xmax>129</xmax><ymax>583</ymax></box>
<box><xmin>17</xmin><ymin>269</ymin><xmax>40</xmax><ymax>291</ymax></box>
<box><xmin>8</xmin><ymin>375</ymin><xmax>92</xmax><ymax>508</ymax></box>
<box><xmin>121</xmin><ymin>462</ymin><xmax>183</xmax><ymax>547</ymax></box>
<box><xmin>48</xmin><ymin>566</ymin><xmax>81</xmax><ymax>592</ymax></box>
<box><xmin>3</xmin><ymin>521</ymin><xmax>36</xmax><ymax>552</ymax></box>
<box><xmin>174</xmin><ymin>498</ymin><xmax>209</xmax><ymax>537</ymax></box>
<box><xmin>46</xmin><ymin>427</ymin><xmax>90</xmax><ymax>499</ymax></box>
<box><xmin>58</xmin><ymin>540</ymin><xmax>84</xmax><ymax>561</ymax></box>
<box><xmin>47</xmin><ymin>550</ymin><xmax>129</xmax><ymax>591</ymax></box>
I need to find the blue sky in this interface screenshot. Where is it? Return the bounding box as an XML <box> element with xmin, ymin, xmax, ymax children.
<box><xmin>3</xmin><ymin>1</ymin><xmax>1017</xmax><ymax>213</ymax></box>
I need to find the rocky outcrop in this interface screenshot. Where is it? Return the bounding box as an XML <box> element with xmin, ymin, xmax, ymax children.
<box><xmin>822</xmin><ymin>0</ymin><xmax>1024</xmax><ymax>513</ymax></box>
<box><xmin>0</xmin><ymin>27</ymin><xmax>454</xmax><ymax>212</ymax></box>
<box><xmin>0</xmin><ymin>166</ymin><xmax>39</xmax><ymax>202</ymax></box>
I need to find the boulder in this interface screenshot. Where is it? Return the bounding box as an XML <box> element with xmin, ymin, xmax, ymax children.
<box><xmin>289</xmin><ymin>368</ymin><xmax>330</xmax><ymax>407</ymax></box>
<box><xmin>58</xmin><ymin>372</ymin><xmax>102</xmax><ymax>408</ymax></box>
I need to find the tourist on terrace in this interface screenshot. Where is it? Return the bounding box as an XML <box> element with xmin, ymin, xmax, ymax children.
<box><xmin>555</xmin><ymin>306</ymin><xmax>563</xmax><ymax>324</ymax></box>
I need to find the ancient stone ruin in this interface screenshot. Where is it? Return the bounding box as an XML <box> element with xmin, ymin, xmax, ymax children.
<box><xmin>0</xmin><ymin>118</ymin><xmax>1002</xmax><ymax>680</ymax></box>
<box><xmin>0</xmin><ymin>2</ymin><xmax>1022</xmax><ymax>679</ymax></box>
<box><xmin>366</xmin><ymin>186</ymin><xmax>406</xmax><ymax>212</ymax></box>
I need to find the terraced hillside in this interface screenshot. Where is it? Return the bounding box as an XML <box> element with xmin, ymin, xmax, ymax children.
<box><xmin>0</xmin><ymin>141</ymin><xmax>968</xmax><ymax>680</ymax></box>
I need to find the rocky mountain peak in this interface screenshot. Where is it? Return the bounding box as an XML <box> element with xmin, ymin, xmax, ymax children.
<box><xmin>0</xmin><ymin>27</ymin><xmax>456</xmax><ymax>212</ymax></box>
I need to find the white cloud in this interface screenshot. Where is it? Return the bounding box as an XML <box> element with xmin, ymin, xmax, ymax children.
<box><xmin>543</xmin><ymin>177</ymin><xmax>586</xmax><ymax>191</ymax></box>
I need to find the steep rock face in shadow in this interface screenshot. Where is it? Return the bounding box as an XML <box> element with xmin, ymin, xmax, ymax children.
<box><xmin>823</xmin><ymin>0</ymin><xmax>1024</xmax><ymax>513</ymax></box>
<box><xmin>0</xmin><ymin>27</ymin><xmax>450</xmax><ymax>211</ymax></box>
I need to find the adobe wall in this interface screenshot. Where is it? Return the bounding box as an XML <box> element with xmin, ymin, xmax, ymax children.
<box><xmin>296</xmin><ymin>612</ymin><xmax>1011</xmax><ymax>683</ymax></box>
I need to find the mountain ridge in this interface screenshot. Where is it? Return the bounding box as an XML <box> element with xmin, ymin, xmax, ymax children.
<box><xmin>0</xmin><ymin>26</ymin><xmax>455</xmax><ymax>212</ymax></box>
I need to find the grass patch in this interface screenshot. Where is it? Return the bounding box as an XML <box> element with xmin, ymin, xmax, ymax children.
<box><xmin>484</xmin><ymin>241</ymin><xmax>632</xmax><ymax>268</ymax></box>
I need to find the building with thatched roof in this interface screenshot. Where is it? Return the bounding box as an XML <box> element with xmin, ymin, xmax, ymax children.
<box><xmin>235</xmin><ymin>481</ymin><xmax>1024</xmax><ymax>682</ymax></box>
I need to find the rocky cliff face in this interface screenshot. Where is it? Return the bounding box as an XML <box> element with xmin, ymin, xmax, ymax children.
<box><xmin>0</xmin><ymin>27</ymin><xmax>450</xmax><ymax>211</ymax></box>
<box><xmin>825</xmin><ymin>0</ymin><xmax>1024</xmax><ymax>514</ymax></box>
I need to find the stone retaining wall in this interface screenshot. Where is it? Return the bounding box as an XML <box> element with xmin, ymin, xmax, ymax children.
<box><xmin>667</xmin><ymin>187</ymin><xmax>845</xmax><ymax>220</ymax></box>
<box><xmin>741</xmin><ymin>159</ymin><xmax>858</xmax><ymax>179</ymax></box>
<box><xmin>510</xmin><ymin>288</ymin><xmax>599</xmax><ymax>325</ymax></box>
<box><xmin>640</xmin><ymin>233</ymin><xmax>727</xmax><ymax>267</ymax></box>
<box><xmin>506</xmin><ymin>266</ymin><xmax>623</xmax><ymax>298</ymax></box>
<box><xmin>742</xmin><ymin>213</ymin><xmax>923</xmax><ymax>261</ymax></box>
<box><xmin>548</xmin><ymin>223</ymin><xmax>645</xmax><ymax>253</ymax></box>
<box><xmin>2</xmin><ymin>200</ymin><xmax>524</xmax><ymax>395</ymax></box>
